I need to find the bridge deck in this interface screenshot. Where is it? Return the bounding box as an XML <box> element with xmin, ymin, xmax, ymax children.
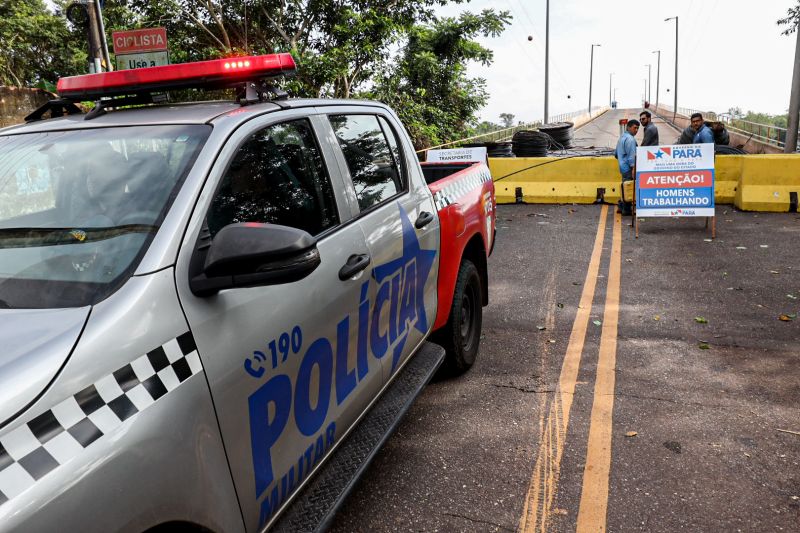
<box><xmin>575</xmin><ymin>108</ymin><xmax>680</xmax><ymax>149</ymax></box>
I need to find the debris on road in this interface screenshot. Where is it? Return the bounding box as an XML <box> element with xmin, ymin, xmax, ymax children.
<box><xmin>694</xmin><ymin>317</ymin><xmax>708</xmax><ymax>324</ymax></box>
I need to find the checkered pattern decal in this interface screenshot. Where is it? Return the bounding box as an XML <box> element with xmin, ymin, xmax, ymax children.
<box><xmin>432</xmin><ymin>166</ymin><xmax>493</xmax><ymax>211</ymax></box>
<box><xmin>0</xmin><ymin>331</ymin><xmax>202</xmax><ymax>507</ymax></box>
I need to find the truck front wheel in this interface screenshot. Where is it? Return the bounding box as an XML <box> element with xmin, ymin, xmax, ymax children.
<box><xmin>436</xmin><ymin>259</ymin><xmax>482</xmax><ymax>375</ymax></box>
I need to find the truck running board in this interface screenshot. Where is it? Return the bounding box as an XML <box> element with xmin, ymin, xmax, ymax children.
<box><xmin>270</xmin><ymin>341</ymin><xmax>446</xmax><ymax>532</ymax></box>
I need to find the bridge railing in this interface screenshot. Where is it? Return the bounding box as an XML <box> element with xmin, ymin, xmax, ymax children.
<box><xmin>416</xmin><ymin>106</ymin><xmax>608</xmax><ymax>157</ymax></box>
<box><xmin>549</xmin><ymin>106</ymin><xmax>605</xmax><ymax>124</ymax></box>
<box><xmin>657</xmin><ymin>103</ymin><xmax>797</xmax><ymax>151</ymax></box>
<box><xmin>416</xmin><ymin>122</ymin><xmax>540</xmax><ymax>156</ymax></box>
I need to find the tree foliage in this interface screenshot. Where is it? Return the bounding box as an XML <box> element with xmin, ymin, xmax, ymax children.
<box><xmin>365</xmin><ymin>9</ymin><xmax>511</xmax><ymax>149</ymax></box>
<box><xmin>120</xmin><ymin>0</ymin><xmax>469</xmax><ymax>98</ymax></box>
<box><xmin>499</xmin><ymin>113</ymin><xmax>515</xmax><ymax>128</ymax></box>
<box><xmin>0</xmin><ymin>0</ymin><xmax>85</xmax><ymax>86</ymax></box>
<box><xmin>4</xmin><ymin>0</ymin><xmax>511</xmax><ymax>148</ymax></box>
<box><xmin>777</xmin><ymin>1</ymin><xmax>800</xmax><ymax>35</ymax></box>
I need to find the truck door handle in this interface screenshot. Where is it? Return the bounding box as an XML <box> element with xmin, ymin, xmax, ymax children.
<box><xmin>339</xmin><ymin>253</ymin><xmax>371</xmax><ymax>280</ymax></box>
<box><xmin>415</xmin><ymin>211</ymin><xmax>434</xmax><ymax>229</ymax></box>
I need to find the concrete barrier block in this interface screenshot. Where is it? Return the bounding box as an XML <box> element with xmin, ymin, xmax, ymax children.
<box><xmin>489</xmin><ymin>157</ymin><xmax>622</xmax><ymax>204</ymax></box>
<box><xmin>714</xmin><ymin>155</ymin><xmax>742</xmax><ymax>204</ymax></box>
<box><xmin>736</xmin><ymin>154</ymin><xmax>800</xmax><ymax>212</ymax></box>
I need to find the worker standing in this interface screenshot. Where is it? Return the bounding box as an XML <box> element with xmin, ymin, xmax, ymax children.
<box><xmin>616</xmin><ymin>119</ymin><xmax>640</xmax><ymax>216</ymax></box>
<box><xmin>639</xmin><ymin>110</ymin><xmax>659</xmax><ymax>146</ymax></box>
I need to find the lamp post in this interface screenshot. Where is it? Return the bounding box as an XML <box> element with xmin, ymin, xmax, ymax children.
<box><xmin>652</xmin><ymin>50</ymin><xmax>661</xmax><ymax>111</ymax></box>
<box><xmin>645</xmin><ymin>64</ymin><xmax>651</xmax><ymax>103</ymax></box>
<box><xmin>643</xmin><ymin>78</ymin><xmax>647</xmax><ymax>106</ymax></box>
<box><xmin>665</xmin><ymin>16</ymin><xmax>679</xmax><ymax>120</ymax></box>
<box><xmin>609</xmin><ymin>72</ymin><xmax>614</xmax><ymax>107</ymax></box>
<box><xmin>589</xmin><ymin>43</ymin><xmax>601</xmax><ymax>116</ymax></box>
<box><xmin>786</xmin><ymin>20</ymin><xmax>800</xmax><ymax>152</ymax></box>
<box><xmin>545</xmin><ymin>0</ymin><xmax>550</xmax><ymax>124</ymax></box>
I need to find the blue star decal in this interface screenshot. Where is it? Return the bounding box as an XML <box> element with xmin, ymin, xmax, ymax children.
<box><xmin>655</xmin><ymin>150</ymin><xmax>665</xmax><ymax>159</ymax></box>
<box><xmin>372</xmin><ymin>205</ymin><xmax>437</xmax><ymax>372</ymax></box>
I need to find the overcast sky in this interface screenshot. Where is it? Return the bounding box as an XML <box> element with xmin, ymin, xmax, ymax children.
<box><xmin>436</xmin><ymin>0</ymin><xmax>797</xmax><ymax>124</ymax></box>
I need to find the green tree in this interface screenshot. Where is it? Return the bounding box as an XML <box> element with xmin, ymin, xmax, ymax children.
<box><xmin>777</xmin><ymin>1</ymin><xmax>800</xmax><ymax>35</ymax></box>
<box><xmin>366</xmin><ymin>9</ymin><xmax>511</xmax><ymax>149</ymax></box>
<box><xmin>472</xmin><ymin>121</ymin><xmax>501</xmax><ymax>135</ymax></box>
<box><xmin>119</xmin><ymin>0</ymin><xmax>468</xmax><ymax>98</ymax></box>
<box><xmin>499</xmin><ymin>113</ymin><xmax>514</xmax><ymax>128</ymax></box>
<box><xmin>0</xmin><ymin>0</ymin><xmax>85</xmax><ymax>86</ymax></box>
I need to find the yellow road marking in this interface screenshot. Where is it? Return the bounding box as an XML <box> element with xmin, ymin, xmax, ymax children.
<box><xmin>519</xmin><ymin>205</ymin><xmax>609</xmax><ymax>533</ymax></box>
<box><xmin>576</xmin><ymin>211</ymin><xmax>623</xmax><ymax>533</ymax></box>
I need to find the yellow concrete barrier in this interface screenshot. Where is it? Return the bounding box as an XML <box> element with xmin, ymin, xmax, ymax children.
<box><xmin>490</xmin><ymin>153</ymin><xmax>800</xmax><ymax>212</ymax></box>
<box><xmin>735</xmin><ymin>154</ymin><xmax>800</xmax><ymax>211</ymax></box>
<box><xmin>714</xmin><ymin>155</ymin><xmax>742</xmax><ymax>204</ymax></box>
<box><xmin>489</xmin><ymin>157</ymin><xmax>622</xmax><ymax>204</ymax></box>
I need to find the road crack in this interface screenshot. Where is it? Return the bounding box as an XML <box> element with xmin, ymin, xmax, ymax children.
<box><xmin>490</xmin><ymin>383</ymin><xmax>555</xmax><ymax>394</ymax></box>
<box><xmin>442</xmin><ymin>512</ymin><xmax>516</xmax><ymax>532</ymax></box>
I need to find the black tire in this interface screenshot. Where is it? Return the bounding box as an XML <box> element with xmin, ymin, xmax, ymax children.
<box><xmin>434</xmin><ymin>259</ymin><xmax>483</xmax><ymax>376</ymax></box>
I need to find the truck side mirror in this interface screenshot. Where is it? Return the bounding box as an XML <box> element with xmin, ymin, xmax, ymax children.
<box><xmin>190</xmin><ymin>223</ymin><xmax>320</xmax><ymax>296</ymax></box>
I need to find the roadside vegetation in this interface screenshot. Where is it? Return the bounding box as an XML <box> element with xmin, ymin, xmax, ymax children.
<box><xmin>0</xmin><ymin>0</ymin><xmax>511</xmax><ymax>149</ymax></box>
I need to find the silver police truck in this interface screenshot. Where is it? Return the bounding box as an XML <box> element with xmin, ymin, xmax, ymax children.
<box><xmin>0</xmin><ymin>54</ymin><xmax>496</xmax><ymax>532</ymax></box>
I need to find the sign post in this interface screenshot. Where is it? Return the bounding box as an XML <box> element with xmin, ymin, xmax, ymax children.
<box><xmin>634</xmin><ymin>143</ymin><xmax>715</xmax><ymax>238</ymax></box>
<box><xmin>112</xmin><ymin>28</ymin><xmax>169</xmax><ymax>70</ymax></box>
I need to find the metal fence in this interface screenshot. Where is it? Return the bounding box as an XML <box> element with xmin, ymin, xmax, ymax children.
<box><xmin>657</xmin><ymin>103</ymin><xmax>798</xmax><ymax>151</ymax></box>
<box><xmin>415</xmin><ymin>106</ymin><xmax>606</xmax><ymax>156</ymax></box>
<box><xmin>549</xmin><ymin>106</ymin><xmax>604</xmax><ymax>124</ymax></box>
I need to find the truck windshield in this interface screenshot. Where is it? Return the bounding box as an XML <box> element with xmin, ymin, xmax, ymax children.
<box><xmin>0</xmin><ymin>124</ymin><xmax>211</xmax><ymax>309</ymax></box>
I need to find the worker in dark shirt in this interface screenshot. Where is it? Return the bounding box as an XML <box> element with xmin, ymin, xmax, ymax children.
<box><xmin>690</xmin><ymin>112</ymin><xmax>715</xmax><ymax>143</ymax></box>
<box><xmin>639</xmin><ymin>110</ymin><xmax>659</xmax><ymax>146</ymax></box>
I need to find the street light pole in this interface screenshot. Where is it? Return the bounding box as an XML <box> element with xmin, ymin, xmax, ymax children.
<box><xmin>609</xmin><ymin>72</ymin><xmax>614</xmax><ymax>107</ymax></box>
<box><xmin>643</xmin><ymin>79</ymin><xmax>647</xmax><ymax>106</ymax></box>
<box><xmin>589</xmin><ymin>43</ymin><xmax>601</xmax><ymax>116</ymax></box>
<box><xmin>544</xmin><ymin>0</ymin><xmax>550</xmax><ymax>124</ymax></box>
<box><xmin>645</xmin><ymin>64</ymin><xmax>651</xmax><ymax>103</ymax></box>
<box><xmin>785</xmin><ymin>22</ymin><xmax>800</xmax><ymax>153</ymax></box>
<box><xmin>665</xmin><ymin>16</ymin><xmax>679</xmax><ymax>120</ymax></box>
<box><xmin>653</xmin><ymin>50</ymin><xmax>661</xmax><ymax>111</ymax></box>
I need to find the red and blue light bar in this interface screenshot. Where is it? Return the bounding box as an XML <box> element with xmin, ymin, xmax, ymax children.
<box><xmin>57</xmin><ymin>53</ymin><xmax>296</xmax><ymax>100</ymax></box>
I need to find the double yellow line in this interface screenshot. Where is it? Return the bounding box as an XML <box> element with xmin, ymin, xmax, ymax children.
<box><xmin>519</xmin><ymin>206</ymin><xmax>623</xmax><ymax>533</ymax></box>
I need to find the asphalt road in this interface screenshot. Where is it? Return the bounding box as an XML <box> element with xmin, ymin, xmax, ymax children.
<box><xmin>331</xmin><ymin>203</ymin><xmax>800</xmax><ymax>532</ymax></box>
<box><xmin>574</xmin><ymin>108</ymin><xmax>681</xmax><ymax>150</ymax></box>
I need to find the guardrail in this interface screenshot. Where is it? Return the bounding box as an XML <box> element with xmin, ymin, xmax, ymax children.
<box><xmin>415</xmin><ymin>122</ymin><xmax>540</xmax><ymax>157</ymax></box>
<box><xmin>415</xmin><ymin>106</ymin><xmax>607</xmax><ymax>156</ymax></box>
<box><xmin>657</xmin><ymin>104</ymin><xmax>798</xmax><ymax>151</ymax></box>
<box><xmin>550</xmin><ymin>106</ymin><xmax>605</xmax><ymax>124</ymax></box>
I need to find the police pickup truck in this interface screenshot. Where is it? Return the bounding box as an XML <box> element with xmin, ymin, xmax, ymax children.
<box><xmin>0</xmin><ymin>54</ymin><xmax>495</xmax><ymax>532</ymax></box>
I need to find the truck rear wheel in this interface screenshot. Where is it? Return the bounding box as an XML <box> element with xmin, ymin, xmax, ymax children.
<box><xmin>436</xmin><ymin>259</ymin><xmax>482</xmax><ymax>375</ymax></box>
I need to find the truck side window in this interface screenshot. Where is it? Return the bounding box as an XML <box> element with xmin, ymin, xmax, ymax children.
<box><xmin>329</xmin><ymin>114</ymin><xmax>403</xmax><ymax>212</ymax></box>
<box><xmin>207</xmin><ymin>119</ymin><xmax>338</xmax><ymax>237</ymax></box>
<box><xmin>377</xmin><ymin>116</ymin><xmax>405</xmax><ymax>188</ymax></box>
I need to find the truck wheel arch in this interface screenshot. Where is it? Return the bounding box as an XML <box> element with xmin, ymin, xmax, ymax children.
<box><xmin>145</xmin><ymin>521</ymin><xmax>215</xmax><ymax>533</ymax></box>
<box><xmin>461</xmin><ymin>233</ymin><xmax>488</xmax><ymax>307</ymax></box>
